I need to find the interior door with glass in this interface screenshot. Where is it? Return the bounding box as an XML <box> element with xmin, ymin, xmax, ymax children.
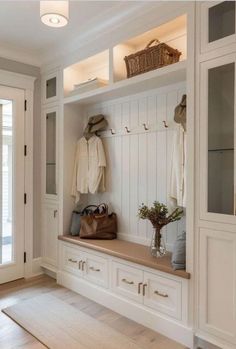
<box><xmin>0</xmin><ymin>86</ymin><xmax>25</xmax><ymax>284</ymax></box>
<box><xmin>199</xmin><ymin>53</ymin><xmax>236</xmax><ymax>223</ymax></box>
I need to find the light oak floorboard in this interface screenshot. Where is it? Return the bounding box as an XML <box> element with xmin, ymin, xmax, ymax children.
<box><xmin>0</xmin><ymin>275</ymin><xmax>188</xmax><ymax>349</ymax></box>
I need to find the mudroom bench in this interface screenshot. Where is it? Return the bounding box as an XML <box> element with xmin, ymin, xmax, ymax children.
<box><xmin>57</xmin><ymin>235</ymin><xmax>193</xmax><ymax>348</ymax></box>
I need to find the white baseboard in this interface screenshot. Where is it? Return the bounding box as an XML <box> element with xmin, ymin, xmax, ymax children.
<box><xmin>31</xmin><ymin>257</ymin><xmax>44</xmax><ymax>277</ymax></box>
<box><xmin>57</xmin><ymin>271</ymin><xmax>194</xmax><ymax>348</ymax></box>
<box><xmin>195</xmin><ymin>331</ymin><xmax>235</xmax><ymax>349</ymax></box>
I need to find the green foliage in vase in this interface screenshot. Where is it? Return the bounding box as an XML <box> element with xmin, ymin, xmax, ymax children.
<box><xmin>138</xmin><ymin>201</ymin><xmax>183</xmax><ymax>229</ymax></box>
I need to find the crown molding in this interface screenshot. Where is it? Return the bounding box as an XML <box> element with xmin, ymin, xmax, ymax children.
<box><xmin>0</xmin><ymin>45</ymin><xmax>41</xmax><ymax>67</ymax></box>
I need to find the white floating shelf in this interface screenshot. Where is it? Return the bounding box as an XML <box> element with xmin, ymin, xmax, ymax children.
<box><xmin>63</xmin><ymin>60</ymin><xmax>187</xmax><ymax>106</ymax></box>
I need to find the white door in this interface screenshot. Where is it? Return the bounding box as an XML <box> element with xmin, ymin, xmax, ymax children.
<box><xmin>0</xmin><ymin>86</ymin><xmax>25</xmax><ymax>284</ymax></box>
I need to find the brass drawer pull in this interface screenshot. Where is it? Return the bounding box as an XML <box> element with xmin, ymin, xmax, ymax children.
<box><xmin>143</xmin><ymin>283</ymin><xmax>147</xmax><ymax>296</ymax></box>
<box><xmin>79</xmin><ymin>260</ymin><xmax>83</xmax><ymax>270</ymax></box>
<box><xmin>82</xmin><ymin>261</ymin><xmax>86</xmax><ymax>271</ymax></box>
<box><xmin>89</xmin><ymin>266</ymin><xmax>101</xmax><ymax>272</ymax></box>
<box><xmin>122</xmin><ymin>278</ymin><xmax>134</xmax><ymax>285</ymax></box>
<box><xmin>154</xmin><ymin>290</ymin><xmax>168</xmax><ymax>298</ymax></box>
<box><xmin>138</xmin><ymin>282</ymin><xmax>143</xmax><ymax>294</ymax></box>
<box><xmin>68</xmin><ymin>258</ymin><xmax>77</xmax><ymax>263</ymax></box>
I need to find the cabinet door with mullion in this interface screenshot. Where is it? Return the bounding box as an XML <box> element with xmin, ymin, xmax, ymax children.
<box><xmin>199</xmin><ymin>53</ymin><xmax>236</xmax><ymax>224</ymax></box>
<box><xmin>200</xmin><ymin>1</ymin><xmax>236</xmax><ymax>54</ymax></box>
<box><xmin>42</xmin><ymin>70</ymin><xmax>59</xmax><ymax>104</ymax></box>
<box><xmin>42</xmin><ymin>106</ymin><xmax>59</xmax><ymax>200</ymax></box>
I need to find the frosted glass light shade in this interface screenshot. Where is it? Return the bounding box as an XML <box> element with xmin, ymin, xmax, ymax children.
<box><xmin>40</xmin><ymin>1</ymin><xmax>69</xmax><ymax>28</ymax></box>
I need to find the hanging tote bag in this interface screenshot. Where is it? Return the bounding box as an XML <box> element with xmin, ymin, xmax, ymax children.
<box><xmin>70</xmin><ymin>205</ymin><xmax>101</xmax><ymax>236</ymax></box>
<box><xmin>80</xmin><ymin>204</ymin><xmax>117</xmax><ymax>240</ymax></box>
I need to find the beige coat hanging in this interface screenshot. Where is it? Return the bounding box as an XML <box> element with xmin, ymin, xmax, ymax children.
<box><xmin>71</xmin><ymin>135</ymin><xmax>106</xmax><ymax>203</ymax></box>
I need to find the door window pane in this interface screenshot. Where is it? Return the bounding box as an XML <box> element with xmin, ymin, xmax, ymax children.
<box><xmin>208</xmin><ymin>63</ymin><xmax>235</xmax><ymax>215</ymax></box>
<box><xmin>209</xmin><ymin>1</ymin><xmax>235</xmax><ymax>43</ymax></box>
<box><xmin>0</xmin><ymin>100</ymin><xmax>13</xmax><ymax>264</ymax></box>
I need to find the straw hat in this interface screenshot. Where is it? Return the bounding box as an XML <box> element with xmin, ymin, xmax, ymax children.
<box><xmin>84</xmin><ymin>114</ymin><xmax>108</xmax><ymax>138</ymax></box>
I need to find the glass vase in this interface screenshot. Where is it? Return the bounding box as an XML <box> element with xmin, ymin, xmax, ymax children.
<box><xmin>150</xmin><ymin>226</ymin><xmax>166</xmax><ymax>257</ymax></box>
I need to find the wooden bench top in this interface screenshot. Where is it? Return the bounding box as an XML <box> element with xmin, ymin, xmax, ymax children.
<box><xmin>58</xmin><ymin>235</ymin><xmax>190</xmax><ymax>280</ymax></box>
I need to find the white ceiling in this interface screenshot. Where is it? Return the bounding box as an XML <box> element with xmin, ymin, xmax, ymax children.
<box><xmin>0</xmin><ymin>1</ymin><xmax>148</xmax><ymax>66</ymax></box>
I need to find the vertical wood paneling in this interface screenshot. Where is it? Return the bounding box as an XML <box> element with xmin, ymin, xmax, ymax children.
<box><xmin>166</xmin><ymin>90</ymin><xmax>179</xmax><ymax>248</ymax></box>
<box><xmin>129</xmin><ymin>134</ymin><xmax>139</xmax><ymax>239</ymax></box>
<box><xmin>85</xmin><ymin>83</ymin><xmax>186</xmax><ymax>248</ymax></box>
<box><xmin>147</xmin><ymin>95</ymin><xmax>157</xmax><ymax>238</ymax></box>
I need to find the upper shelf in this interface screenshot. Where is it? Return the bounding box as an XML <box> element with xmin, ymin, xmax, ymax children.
<box><xmin>64</xmin><ymin>60</ymin><xmax>186</xmax><ymax>106</ymax></box>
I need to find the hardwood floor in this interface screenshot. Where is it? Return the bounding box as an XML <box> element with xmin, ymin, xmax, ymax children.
<box><xmin>0</xmin><ymin>275</ymin><xmax>188</xmax><ymax>349</ymax></box>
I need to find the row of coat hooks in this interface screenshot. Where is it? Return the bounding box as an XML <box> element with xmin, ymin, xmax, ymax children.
<box><xmin>109</xmin><ymin>120</ymin><xmax>169</xmax><ymax>136</ymax></box>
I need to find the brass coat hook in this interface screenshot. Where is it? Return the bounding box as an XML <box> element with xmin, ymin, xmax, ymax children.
<box><xmin>162</xmin><ymin>120</ymin><xmax>168</xmax><ymax>128</ymax></box>
<box><xmin>125</xmin><ymin>126</ymin><xmax>131</xmax><ymax>133</ymax></box>
<box><xmin>143</xmin><ymin>123</ymin><xmax>149</xmax><ymax>131</ymax></box>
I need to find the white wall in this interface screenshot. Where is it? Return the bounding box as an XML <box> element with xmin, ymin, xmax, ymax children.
<box><xmin>0</xmin><ymin>57</ymin><xmax>41</xmax><ymax>258</ymax></box>
<box><xmin>84</xmin><ymin>82</ymin><xmax>186</xmax><ymax>250</ymax></box>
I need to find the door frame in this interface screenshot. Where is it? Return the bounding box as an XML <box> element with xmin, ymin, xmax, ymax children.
<box><xmin>0</xmin><ymin>69</ymin><xmax>36</xmax><ymax>279</ymax></box>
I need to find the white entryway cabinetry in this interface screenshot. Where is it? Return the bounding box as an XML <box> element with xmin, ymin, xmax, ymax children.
<box><xmin>58</xmin><ymin>240</ymin><xmax>192</xmax><ymax>347</ymax></box>
<box><xmin>41</xmin><ymin>69</ymin><xmax>62</xmax><ymax>272</ymax></box>
<box><xmin>196</xmin><ymin>2</ymin><xmax>236</xmax><ymax>348</ymax></box>
<box><xmin>40</xmin><ymin>1</ymin><xmax>196</xmax><ymax>347</ymax></box>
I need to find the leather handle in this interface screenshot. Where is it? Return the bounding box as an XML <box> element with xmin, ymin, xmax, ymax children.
<box><xmin>146</xmin><ymin>39</ymin><xmax>160</xmax><ymax>48</ymax></box>
<box><xmin>82</xmin><ymin>261</ymin><xmax>86</xmax><ymax>271</ymax></box>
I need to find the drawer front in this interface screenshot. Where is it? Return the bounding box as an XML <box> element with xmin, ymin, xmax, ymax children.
<box><xmin>112</xmin><ymin>261</ymin><xmax>143</xmax><ymax>303</ymax></box>
<box><xmin>143</xmin><ymin>271</ymin><xmax>182</xmax><ymax>320</ymax></box>
<box><xmin>62</xmin><ymin>245</ymin><xmax>83</xmax><ymax>276</ymax></box>
<box><xmin>84</xmin><ymin>252</ymin><xmax>109</xmax><ymax>288</ymax></box>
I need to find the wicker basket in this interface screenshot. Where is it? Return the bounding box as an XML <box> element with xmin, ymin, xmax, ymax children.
<box><xmin>124</xmin><ymin>39</ymin><xmax>182</xmax><ymax>78</ymax></box>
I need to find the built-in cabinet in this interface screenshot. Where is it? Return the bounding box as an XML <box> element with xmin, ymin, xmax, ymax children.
<box><xmin>58</xmin><ymin>240</ymin><xmax>191</xmax><ymax>347</ymax></box>
<box><xmin>42</xmin><ymin>202</ymin><xmax>58</xmax><ymax>270</ymax></box>
<box><xmin>196</xmin><ymin>2</ymin><xmax>236</xmax><ymax>348</ymax></box>
<box><xmin>41</xmin><ymin>70</ymin><xmax>61</xmax><ymax>272</ymax></box>
<box><xmin>40</xmin><ymin>2</ymin><xmax>196</xmax><ymax>348</ymax></box>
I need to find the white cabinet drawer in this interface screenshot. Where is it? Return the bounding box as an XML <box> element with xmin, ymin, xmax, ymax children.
<box><xmin>62</xmin><ymin>245</ymin><xmax>83</xmax><ymax>276</ymax></box>
<box><xmin>84</xmin><ymin>252</ymin><xmax>109</xmax><ymax>288</ymax></box>
<box><xmin>112</xmin><ymin>261</ymin><xmax>143</xmax><ymax>303</ymax></box>
<box><xmin>143</xmin><ymin>271</ymin><xmax>182</xmax><ymax>320</ymax></box>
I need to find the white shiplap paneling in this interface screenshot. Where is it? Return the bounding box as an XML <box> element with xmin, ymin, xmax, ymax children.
<box><xmin>86</xmin><ymin>82</ymin><xmax>186</xmax><ymax>250</ymax></box>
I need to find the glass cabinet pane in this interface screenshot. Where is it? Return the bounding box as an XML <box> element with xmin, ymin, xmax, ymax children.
<box><xmin>208</xmin><ymin>62</ymin><xmax>235</xmax><ymax>215</ymax></box>
<box><xmin>46</xmin><ymin>112</ymin><xmax>57</xmax><ymax>195</ymax></box>
<box><xmin>209</xmin><ymin>1</ymin><xmax>235</xmax><ymax>43</ymax></box>
<box><xmin>46</xmin><ymin>77</ymin><xmax>57</xmax><ymax>99</ymax></box>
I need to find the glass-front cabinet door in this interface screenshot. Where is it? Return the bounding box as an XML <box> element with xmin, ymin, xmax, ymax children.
<box><xmin>42</xmin><ymin>71</ymin><xmax>59</xmax><ymax>104</ymax></box>
<box><xmin>200</xmin><ymin>53</ymin><xmax>236</xmax><ymax>222</ymax></box>
<box><xmin>44</xmin><ymin>107</ymin><xmax>58</xmax><ymax>199</ymax></box>
<box><xmin>201</xmin><ymin>1</ymin><xmax>236</xmax><ymax>53</ymax></box>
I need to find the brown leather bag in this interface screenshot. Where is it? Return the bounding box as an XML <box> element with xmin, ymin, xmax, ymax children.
<box><xmin>80</xmin><ymin>204</ymin><xmax>117</xmax><ymax>240</ymax></box>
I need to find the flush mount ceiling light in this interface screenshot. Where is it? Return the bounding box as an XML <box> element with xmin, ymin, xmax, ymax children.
<box><xmin>40</xmin><ymin>1</ymin><xmax>69</xmax><ymax>28</ymax></box>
